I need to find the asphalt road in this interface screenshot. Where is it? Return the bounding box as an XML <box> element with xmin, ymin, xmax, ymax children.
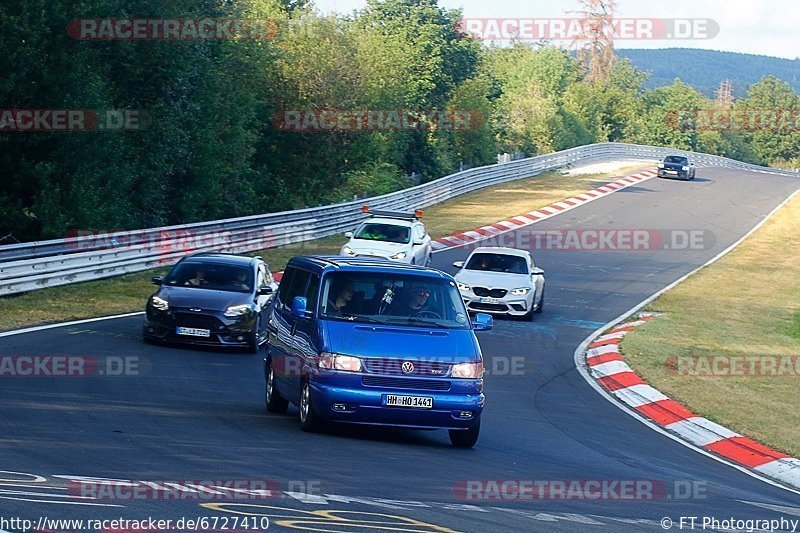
<box><xmin>1</xmin><ymin>166</ymin><xmax>799</xmax><ymax>533</ymax></box>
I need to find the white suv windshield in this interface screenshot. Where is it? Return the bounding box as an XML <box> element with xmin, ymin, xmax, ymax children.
<box><xmin>354</xmin><ymin>223</ymin><xmax>411</xmax><ymax>244</ymax></box>
<box><xmin>465</xmin><ymin>253</ymin><xmax>529</xmax><ymax>274</ymax></box>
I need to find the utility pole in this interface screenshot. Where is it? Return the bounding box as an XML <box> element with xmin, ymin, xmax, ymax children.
<box><xmin>571</xmin><ymin>0</ymin><xmax>618</xmax><ymax>83</ymax></box>
<box><xmin>715</xmin><ymin>79</ymin><xmax>734</xmax><ymax>107</ymax></box>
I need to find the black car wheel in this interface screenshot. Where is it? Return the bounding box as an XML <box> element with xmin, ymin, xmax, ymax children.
<box><xmin>265</xmin><ymin>360</ymin><xmax>289</xmax><ymax>414</ymax></box>
<box><xmin>449</xmin><ymin>417</ymin><xmax>480</xmax><ymax>448</ymax></box>
<box><xmin>299</xmin><ymin>381</ymin><xmax>323</xmax><ymax>432</ymax></box>
<box><xmin>246</xmin><ymin>318</ymin><xmax>261</xmax><ymax>353</ymax></box>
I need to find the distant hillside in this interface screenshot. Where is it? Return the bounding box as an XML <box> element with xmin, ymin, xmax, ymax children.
<box><xmin>617</xmin><ymin>48</ymin><xmax>800</xmax><ymax>98</ymax></box>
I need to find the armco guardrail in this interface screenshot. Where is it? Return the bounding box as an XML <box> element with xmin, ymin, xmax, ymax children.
<box><xmin>0</xmin><ymin>142</ymin><xmax>796</xmax><ymax>296</ymax></box>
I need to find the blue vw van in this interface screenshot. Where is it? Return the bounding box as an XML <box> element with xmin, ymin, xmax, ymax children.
<box><xmin>264</xmin><ymin>256</ymin><xmax>492</xmax><ymax>447</ymax></box>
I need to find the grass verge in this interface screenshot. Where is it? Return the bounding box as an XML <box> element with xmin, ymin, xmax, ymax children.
<box><xmin>0</xmin><ymin>164</ymin><xmax>649</xmax><ymax>332</ymax></box>
<box><xmin>620</xmin><ymin>192</ymin><xmax>800</xmax><ymax>456</ymax></box>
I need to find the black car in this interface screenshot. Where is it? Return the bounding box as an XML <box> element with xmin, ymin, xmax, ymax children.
<box><xmin>658</xmin><ymin>155</ymin><xmax>696</xmax><ymax>180</ymax></box>
<box><xmin>143</xmin><ymin>252</ymin><xmax>278</xmax><ymax>352</ymax></box>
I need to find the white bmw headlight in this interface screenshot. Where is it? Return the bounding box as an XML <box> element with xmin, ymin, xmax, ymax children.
<box><xmin>341</xmin><ymin>245</ymin><xmax>356</xmax><ymax>256</ymax></box>
<box><xmin>457</xmin><ymin>282</ymin><xmax>470</xmax><ymax>292</ymax></box>
<box><xmin>224</xmin><ymin>304</ymin><xmax>252</xmax><ymax>317</ymax></box>
<box><xmin>389</xmin><ymin>251</ymin><xmax>407</xmax><ymax>260</ymax></box>
<box><xmin>510</xmin><ymin>287</ymin><xmax>530</xmax><ymax>296</ymax></box>
<box><xmin>151</xmin><ymin>296</ymin><xmax>169</xmax><ymax>311</ymax></box>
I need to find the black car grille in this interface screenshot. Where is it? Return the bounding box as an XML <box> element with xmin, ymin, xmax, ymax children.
<box><xmin>362</xmin><ymin>375</ymin><xmax>451</xmax><ymax>391</ymax></box>
<box><xmin>173</xmin><ymin>312</ymin><xmax>222</xmax><ymax>330</ymax></box>
<box><xmin>472</xmin><ymin>287</ymin><xmax>508</xmax><ymax>298</ymax></box>
<box><xmin>470</xmin><ymin>302</ymin><xmax>508</xmax><ymax>312</ymax></box>
<box><xmin>363</xmin><ymin>358</ymin><xmax>451</xmax><ymax>376</ymax></box>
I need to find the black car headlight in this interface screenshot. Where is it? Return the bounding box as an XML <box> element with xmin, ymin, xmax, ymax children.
<box><xmin>224</xmin><ymin>304</ymin><xmax>253</xmax><ymax>318</ymax></box>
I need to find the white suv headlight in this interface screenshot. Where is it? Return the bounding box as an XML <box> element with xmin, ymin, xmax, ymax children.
<box><xmin>389</xmin><ymin>251</ymin><xmax>407</xmax><ymax>260</ymax></box>
<box><xmin>319</xmin><ymin>352</ymin><xmax>362</xmax><ymax>372</ymax></box>
<box><xmin>451</xmin><ymin>362</ymin><xmax>484</xmax><ymax>379</ymax></box>
<box><xmin>224</xmin><ymin>304</ymin><xmax>252</xmax><ymax>317</ymax></box>
<box><xmin>341</xmin><ymin>245</ymin><xmax>356</xmax><ymax>256</ymax></box>
<box><xmin>510</xmin><ymin>287</ymin><xmax>530</xmax><ymax>296</ymax></box>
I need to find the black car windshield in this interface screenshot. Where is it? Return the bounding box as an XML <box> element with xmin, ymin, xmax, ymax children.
<box><xmin>465</xmin><ymin>253</ymin><xmax>528</xmax><ymax>274</ymax></box>
<box><xmin>354</xmin><ymin>223</ymin><xmax>411</xmax><ymax>244</ymax></box>
<box><xmin>320</xmin><ymin>272</ymin><xmax>469</xmax><ymax>329</ymax></box>
<box><xmin>664</xmin><ymin>156</ymin><xmax>689</xmax><ymax>164</ymax></box>
<box><xmin>164</xmin><ymin>262</ymin><xmax>254</xmax><ymax>293</ymax></box>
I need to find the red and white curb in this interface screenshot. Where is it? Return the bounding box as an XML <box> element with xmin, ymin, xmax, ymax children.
<box><xmin>430</xmin><ymin>168</ymin><xmax>658</xmax><ymax>252</ymax></box>
<box><xmin>586</xmin><ymin>314</ymin><xmax>800</xmax><ymax>491</ymax></box>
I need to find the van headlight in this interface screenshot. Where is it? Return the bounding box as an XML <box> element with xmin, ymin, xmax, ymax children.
<box><xmin>451</xmin><ymin>362</ymin><xmax>484</xmax><ymax>379</ymax></box>
<box><xmin>457</xmin><ymin>282</ymin><xmax>470</xmax><ymax>292</ymax></box>
<box><xmin>390</xmin><ymin>251</ymin><xmax>407</xmax><ymax>260</ymax></box>
<box><xmin>224</xmin><ymin>304</ymin><xmax>252</xmax><ymax>317</ymax></box>
<box><xmin>342</xmin><ymin>245</ymin><xmax>356</xmax><ymax>256</ymax></box>
<box><xmin>151</xmin><ymin>296</ymin><xmax>169</xmax><ymax>311</ymax></box>
<box><xmin>319</xmin><ymin>352</ymin><xmax>362</xmax><ymax>372</ymax></box>
<box><xmin>510</xmin><ymin>287</ymin><xmax>530</xmax><ymax>296</ymax></box>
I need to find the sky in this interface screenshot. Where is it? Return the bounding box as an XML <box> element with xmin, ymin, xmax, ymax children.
<box><xmin>309</xmin><ymin>0</ymin><xmax>800</xmax><ymax>60</ymax></box>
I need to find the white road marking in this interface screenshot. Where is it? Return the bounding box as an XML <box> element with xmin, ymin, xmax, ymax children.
<box><xmin>0</xmin><ymin>495</ymin><xmax>122</xmax><ymax>506</ymax></box>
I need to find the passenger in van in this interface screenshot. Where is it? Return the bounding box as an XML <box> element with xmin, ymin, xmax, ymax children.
<box><xmin>327</xmin><ymin>279</ymin><xmax>355</xmax><ymax>315</ymax></box>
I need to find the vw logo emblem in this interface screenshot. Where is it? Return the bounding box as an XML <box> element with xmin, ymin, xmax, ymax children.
<box><xmin>401</xmin><ymin>361</ymin><xmax>414</xmax><ymax>374</ymax></box>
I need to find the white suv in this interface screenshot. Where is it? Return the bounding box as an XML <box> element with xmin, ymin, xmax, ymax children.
<box><xmin>340</xmin><ymin>210</ymin><xmax>432</xmax><ymax>265</ymax></box>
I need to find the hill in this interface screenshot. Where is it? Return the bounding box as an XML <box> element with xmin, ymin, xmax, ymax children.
<box><xmin>617</xmin><ymin>48</ymin><xmax>800</xmax><ymax>98</ymax></box>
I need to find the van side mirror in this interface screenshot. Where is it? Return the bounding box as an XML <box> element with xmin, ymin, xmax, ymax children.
<box><xmin>151</xmin><ymin>276</ymin><xmax>163</xmax><ymax>285</ymax></box>
<box><xmin>472</xmin><ymin>313</ymin><xmax>493</xmax><ymax>331</ymax></box>
<box><xmin>291</xmin><ymin>296</ymin><xmax>308</xmax><ymax>318</ymax></box>
<box><xmin>452</xmin><ymin>261</ymin><xmax>465</xmax><ymax>269</ymax></box>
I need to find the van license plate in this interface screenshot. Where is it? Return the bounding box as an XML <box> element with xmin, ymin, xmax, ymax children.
<box><xmin>385</xmin><ymin>395</ymin><xmax>433</xmax><ymax>409</ymax></box>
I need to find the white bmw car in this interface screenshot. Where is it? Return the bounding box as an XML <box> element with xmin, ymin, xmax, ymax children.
<box><xmin>340</xmin><ymin>210</ymin><xmax>432</xmax><ymax>265</ymax></box>
<box><xmin>453</xmin><ymin>247</ymin><xmax>545</xmax><ymax>320</ymax></box>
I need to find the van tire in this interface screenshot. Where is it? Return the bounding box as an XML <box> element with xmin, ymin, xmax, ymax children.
<box><xmin>449</xmin><ymin>418</ymin><xmax>480</xmax><ymax>448</ymax></box>
<box><xmin>265</xmin><ymin>360</ymin><xmax>289</xmax><ymax>414</ymax></box>
<box><xmin>299</xmin><ymin>381</ymin><xmax>323</xmax><ymax>432</ymax></box>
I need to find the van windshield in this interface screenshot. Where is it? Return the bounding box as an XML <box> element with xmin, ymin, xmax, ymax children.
<box><xmin>320</xmin><ymin>272</ymin><xmax>469</xmax><ymax>329</ymax></box>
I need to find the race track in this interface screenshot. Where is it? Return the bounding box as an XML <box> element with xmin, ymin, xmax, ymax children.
<box><xmin>1</xmin><ymin>166</ymin><xmax>799</xmax><ymax>532</ymax></box>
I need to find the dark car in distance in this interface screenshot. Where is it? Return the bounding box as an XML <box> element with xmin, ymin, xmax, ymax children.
<box><xmin>143</xmin><ymin>252</ymin><xmax>278</xmax><ymax>352</ymax></box>
<box><xmin>658</xmin><ymin>155</ymin><xmax>696</xmax><ymax>180</ymax></box>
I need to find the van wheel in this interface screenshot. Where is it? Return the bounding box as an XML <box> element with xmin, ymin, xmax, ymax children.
<box><xmin>299</xmin><ymin>381</ymin><xmax>323</xmax><ymax>432</ymax></box>
<box><xmin>265</xmin><ymin>361</ymin><xmax>289</xmax><ymax>414</ymax></box>
<box><xmin>449</xmin><ymin>417</ymin><xmax>480</xmax><ymax>448</ymax></box>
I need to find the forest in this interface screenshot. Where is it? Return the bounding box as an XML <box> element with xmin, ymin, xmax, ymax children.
<box><xmin>2</xmin><ymin>0</ymin><xmax>799</xmax><ymax>242</ymax></box>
